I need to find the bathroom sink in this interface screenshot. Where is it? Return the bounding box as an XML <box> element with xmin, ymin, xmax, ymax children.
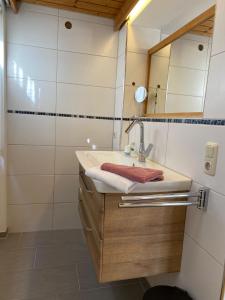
<box><xmin>76</xmin><ymin>151</ymin><xmax>192</xmax><ymax>194</ymax></box>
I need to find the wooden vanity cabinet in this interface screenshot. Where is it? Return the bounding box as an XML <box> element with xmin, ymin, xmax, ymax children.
<box><xmin>78</xmin><ymin>165</ymin><xmax>187</xmax><ymax>283</ymax></box>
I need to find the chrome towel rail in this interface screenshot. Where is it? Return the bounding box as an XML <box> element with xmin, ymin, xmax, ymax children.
<box><xmin>119</xmin><ymin>187</ymin><xmax>209</xmax><ymax>210</ymax></box>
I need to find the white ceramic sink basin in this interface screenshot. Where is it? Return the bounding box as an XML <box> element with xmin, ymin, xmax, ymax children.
<box><xmin>76</xmin><ymin>151</ymin><xmax>192</xmax><ymax>194</ymax></box>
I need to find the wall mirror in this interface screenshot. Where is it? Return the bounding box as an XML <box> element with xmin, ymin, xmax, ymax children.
<box><xmin>145</xmin><ymin>6</ymin><xmax>215</xmax><ymax>118</ymax></box>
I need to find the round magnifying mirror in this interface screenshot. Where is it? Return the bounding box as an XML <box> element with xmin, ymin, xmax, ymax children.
<box><xmin>135</xmin><ymin>86</ymin><xmax>148</xmax><ymax>103</ymax></box>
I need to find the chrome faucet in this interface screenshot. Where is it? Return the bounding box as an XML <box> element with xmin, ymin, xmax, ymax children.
<box><xmin>125</xmin><ymin>119</ymin><xmax>153</xmax><ymax>162</ymax></box>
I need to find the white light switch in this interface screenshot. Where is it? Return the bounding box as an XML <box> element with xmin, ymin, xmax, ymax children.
<box><xmin>204</xmin><ymin>142</ymin><xmax>218</xmax><ymax>176</ymax></box>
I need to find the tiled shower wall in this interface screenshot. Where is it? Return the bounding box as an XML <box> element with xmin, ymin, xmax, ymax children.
<box><xmin>6</xmin><ymin>3</ymin><xmax>118</xmax><ymax>232</ymax></box>
<box><xmin>129</xmin><ymin>1</ymin><xmax>225</xmax><ymax>299</ymax></box>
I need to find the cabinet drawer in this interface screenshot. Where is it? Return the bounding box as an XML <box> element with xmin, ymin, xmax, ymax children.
<box><xmin>104</xmin><ymin>194</ymin><xmax>186</xmax><ymax>238</ymax></box>
<box><xmin>79</xmin><ymin>175</ymin><xmax>104</xmax><ymax>238</ymax></box>
<box><xmin>78</xmin><ymin>200</ymin><xmax>102</xmax><ymax>280</ymax></box>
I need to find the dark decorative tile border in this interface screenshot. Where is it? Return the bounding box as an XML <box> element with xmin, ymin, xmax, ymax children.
<box><xmin>7</xmin><ymin>110</ymin><xmax>225</xmax><ymax>126</ymax></box>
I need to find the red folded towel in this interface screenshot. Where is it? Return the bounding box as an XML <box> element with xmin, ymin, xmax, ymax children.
<box><xmin>101</xmin><ymin>163</ymin><xmax>164</xmax><ymax>183</ymax></box>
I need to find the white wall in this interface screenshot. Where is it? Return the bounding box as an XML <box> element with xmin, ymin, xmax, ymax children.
<box><xmin>129</xmin><ymin>0</ymin><xmax>225</xmax><ymax>298</ymax></box>
<box><xmin>0</xmin><ymin>1</ymin><xmax>7</xmax><ymax>234</ymax></box>
<box><xmin>6</xmin><ymin>3</ymin><xmax>118</xmax><ymax>232</ymax></box>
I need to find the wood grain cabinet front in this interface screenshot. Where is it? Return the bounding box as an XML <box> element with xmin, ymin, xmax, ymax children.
<box><xmin>78</xmin><ymin>165</ymin><xmax>186</xmax><ymax>283</ymax></box>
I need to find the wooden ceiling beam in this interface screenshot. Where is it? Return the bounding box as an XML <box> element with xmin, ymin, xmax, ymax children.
<box><xmin>114</xmin><ymin>0</ymin><xmax>139</xmax><ymax>31</ymax></box>
<box><xmin>9</xmin><ymin>0</ymin><xmax>18</xmax><ymax>13</ymax></box>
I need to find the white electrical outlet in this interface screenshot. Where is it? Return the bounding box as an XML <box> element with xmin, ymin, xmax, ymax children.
<box><xmin>204</xmin><ymin>142</ymin><xmax>218</xmax><ymax>176</ymax></box>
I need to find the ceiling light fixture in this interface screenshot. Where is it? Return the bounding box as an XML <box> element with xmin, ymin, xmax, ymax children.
<box><xmin>128</xmin><ymin>0</ymin><xmax>152</xmax><ymax>23</ymax></box>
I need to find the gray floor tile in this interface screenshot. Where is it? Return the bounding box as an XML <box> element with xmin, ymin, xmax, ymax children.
<box><xmin>0</xmin><ymin>248</ymin><xmax>36</xmax><ymax>273</ymax></box>
<box><xmin>77</xmin><ymin>261</ymin><xmax>138</xmax><ymax>290</ymax></box>
<box><xmin>56</xmin><ymin>291</ymin><xmax>81</xmax><ymax>300</ymax></box>
<box><xmin>18</xmin><ymin>231</ymin><xmax>54</xmax><ymax>248</ymax></box>
<box><xmin>0</xmin><ymin>233</ymin><xmax>21</xmax><ymax>252</ymax></box>
<box><xmin>0</xmin><ymin>266</ymin><xmax>79</xmax><ymax>300</ymax></box>
<box><xmin>52</xmin><ymin>230</ymin><xmax>85</xmax><ymax>246</ymax></box>
<box><xmin>80</xmin><ymin>284</ymin><xmax>144</xmax><ymax>300</ymax></box>
<box><xmin>35</xmin><ymin>245</ymin><xmax>90</xmax><ymax>269</ymax></box>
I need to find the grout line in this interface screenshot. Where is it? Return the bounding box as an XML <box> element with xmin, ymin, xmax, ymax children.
<box><xmin>190</xmin><ymin>178</ymin><xmax>225</xmax><ymax>200</ymax></box>
<box><xmin>8</xmin><ymin>79</ymin><xmax>116</xmax><ymax>91</ymax></box>
<box><xmin>211</xmin><ymin>49</ymin><xmax>225</xmax><ymax>58</ymax></box>
<box><xmin>51</xmin><ymin>11</ymin><xmax>60</xmax><ymax>231</ymax></box>
<box><xmin>75</xmin><ymin>264</ymin><xmax>81</xmax><ymax>290</ymax></box>
<box><xmin>184</xmin><ymin>232</ymin><xmax>224</xmax><ymax>267</ymax></box>
<box><xmin>7</xmin><ymin>41</ymin><xmax>117</xmax><ymax>59</ymax></box>
<box><xmin>32</xmin><ymin>247</ymin><xmax>38</xmax><ymax>269</ymax></box>
<box><xmin>163</xmin><ymin>122</ymin><xmax>170</xmax><ymax>166</ymax></box>
<box><xmin>7</xmin><ymin>76</ymin><xmax>116</xmax><ymax>90</ymax></box>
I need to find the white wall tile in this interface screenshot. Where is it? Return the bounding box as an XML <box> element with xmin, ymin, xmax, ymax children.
<box><xmin>56</xmin><ymin>117</ymin><xmax>113</xmax><ymax>148</ymax></box>
<box><xmin>125</xmin><ymin>52</ymin><xmax>147</xmax><ymax>86</ymax></box>
<box><xmin>57</xmin><ymin>51</ymin><xmax>116</xmax><ymax>88</ymax></box>
<box><xmin>147</xmin><ymin>88</ymin><xmax>166</xmax><ymax>114</ymax></box>
<box><xmin>212</xmin><ymin>0</ymin><xmax>225</xmax><ymax>55</ymax></box>
<box><xmin>178</xmin><ymin>235</ymin><xmax>223</xmax><ymax>300</ymax></box>
<box><xmin>185</xmin><ymin>182</ymin><xmax>225</xmax><ymax>265</ymax></box>
<box><xmin>8</xmin><ymin>145</ymin><xmax>55</xmax><ymax>175</ymax></box>
<box><xmin>149</xmin><ymin>235</ymin><xmax>224</xmax><ymax>300</ymax></box>
<box><xmin>8</xmin><ymin>114</ymin><xmax>55</xmax><ymax>146</ymax></box>
<box><xmin>114</xmin><ymin>87</ymin><xmax>124</xmax><ymax>118</ymax></box>
<box><xmin>127</xmin><ymin>25</ymin><xmax>160</xmax><ymax>53</ymax></box>
<box><xmin>59</xmin><ymin>9</ymin><xmax>113</xmax><ymax>26</ymax></box>
<box><xmin>7</xmin><ymin>10</ymin><xmax>58</xmax><ymax>49</ymax></box>
<box><xmin>204</xmin><ymin>52</ymin><xmax>225</xmax><ymax>118</ymax></box>
<box><xmin>154</xmin><ymin>44</ymin><xmax>171</xmax><ymax>57</ymax></box>
<box><xmin>129</xmin><ymin>122</ymin><xmax>169</xmax><ymax>165</ymax></box>
<box><xmin>57</xmin><ymin>83</ymin><xmax>115</xmax><ymax>116</ymax></box>
<box><xmin>54</xmin><ymin>174</ymin><xmax>78</xmax><ymax>203</ymax></box>
<box><xmin>165</xmin><ymin>123</ymin><xmax>225</xmax><ymax>196</ymax></box>
<box><xmin>167</xmin><ymin>66</ymin><xmax>206</xmax><ymax>97</ymax></box>
<box><xmin>113</xmin><ymin>120</ymin><xmax>123</xmax><ymax>151</ymax></box>
<box><xmin>8</xmin><ymin>44</ymin><xmax>57</xmax><ymax>81</ymax></box>
<box><xmin>58</xmin><ymin>17</ymin><xmax>118</xmax><ymax>57</ymax></box>
<box><xmin>19</xmin><ymin>2</ymin><xmax>59</xmax><ymax>16</ymax></box>
<box><xmin>55</xmin><ymin>146</ymin><xmax>85</xmax><ymax>175</ymax></box>
<box><xmin>116</xmin><ymin>54</ymin><xmax>126</xmax><ymax>88</ymax></box>
<box><xmin>149</xmin><ymin>56</ymin><xmax>170</xmax><ymax>89</ymax></box>
<box><xmin>118</xmin><ymin>25</ymin><xmax>127</xmax><ymax>57</ymax></box>
<box><xmin>8</xmin><ymin>175</ymin><xmax>54</xmax><ymax>204</ymax></box>
<box><xmin>53</xmin><ymin>202</ymin><xmax>81</xmax><ymax>230</ymax></box>
<box><xmin>170</xmin><ymin>38</ymin><xmax>209</xmax><ymax>70</ymax></box>
<box><xmin>7</xmin><ymin>78</ymin><xmax>56</xmax><ymax>112</ymax></box>
<box><xmin>6</xmin><ymin>2</ymin><xmax>117</xmax><ymax>233</ymax></box>
<box><xmin>166</xmin><ymin>94</ymin><xmax>203</xmax><ymax>113</ymax></box>
<box><xmin>8</xmin><ymin>204</ymin><xmax>53</xmax><ymax>232</ymax></box>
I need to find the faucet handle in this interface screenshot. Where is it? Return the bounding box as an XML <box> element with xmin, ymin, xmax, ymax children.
<box><xmin>145</xmin><ymin>143</ymin><xmax>153</xmax><ymax>158</ymax></box>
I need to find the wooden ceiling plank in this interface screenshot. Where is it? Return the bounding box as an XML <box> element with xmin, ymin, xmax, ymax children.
<box><xmin>22</xmin><ymin>0</ymin><xmax>115</xmax><ymax>17</ymax></box>
<box><xmin>114</xmin><ymin>0</ymin><xmax>139</xmax><ymax>30</ymax></box>
<box><xmin>9</xmin><ymin>0</ymin><xmax>18</xmax><ymax>13</ymax></box>
<box><xmin>81</xmin><ymin>0</ymin><xmax>123</xmax><ymax>9</ymax></box>
<box><xmin>76</xmin><ymin>1</ymin><xmax>118</xmax><ymax>14</ymax></box>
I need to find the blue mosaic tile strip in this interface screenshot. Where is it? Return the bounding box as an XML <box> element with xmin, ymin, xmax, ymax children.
<box><xmin>7</xmin><ymin>110</ymin><xmax>225</xmax><ymax>126</ymax></box>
